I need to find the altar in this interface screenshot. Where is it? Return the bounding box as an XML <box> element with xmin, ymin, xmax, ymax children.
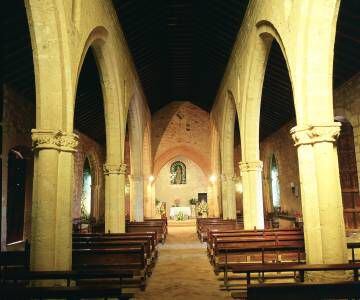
<box><xmin>169</xmin><ymin>206</ymin><xmax>192</xmax><ymax>219</ymax></box>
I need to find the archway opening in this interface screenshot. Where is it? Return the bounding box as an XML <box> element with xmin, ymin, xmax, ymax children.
<box><xmin>73</xmin><ymin>47</ymin><xmax>106</xmax><ymax>230</ymax></box>
<box><xmin>259</xmin><ymin>39</ymin><xmax>299</xmax><ymax>228</ymax></box>
<box><xmin>6</xmin><ymin>147</ymin><xmax>31</xmax><ymax>244</ymax></box>
<box><xmin>336</xmin><ymin>117</ymin><xmax>360</xmax><ymax>228</ymax></box>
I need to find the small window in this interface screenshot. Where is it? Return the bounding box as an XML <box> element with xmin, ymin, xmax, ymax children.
<box><xmin>81</xmin><ymin>158</ymin><xmax>92</xmax><ymax>218</ymax></box>
<box><xmin>270</xmin><ymin>155</ymin><xmax>281</xmax><ymax>210</ymax></box>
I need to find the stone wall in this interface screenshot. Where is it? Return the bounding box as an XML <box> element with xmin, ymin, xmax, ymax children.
<box><xmin>334</xmin><ymin>72</ymin><xmax>360</xmax><ymax>187</ymax></box>
<box><xmin>260</xmin><ymin>120</ymin><xmax>302</xmax><ymax>216</ymax></box>
<box><xmin>1</xmin><ymin>85</ymin><xmax>34</xmax><ymax>249</ymax></box>
<box><xmin>152</xmin><ymin>101</ymin><xmax>211</xmax><ymax>176</ymax></box>
<box><xmin>73</xmin><ymin>131</ymin><xmax>105</xmax><ymax>221</ymax></box>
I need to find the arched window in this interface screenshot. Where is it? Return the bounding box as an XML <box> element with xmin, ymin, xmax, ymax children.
<box><xmin>170</xmin><ymin>161</ymin><xmax>186</xmax><ymax>184</ymax></box>
<box><xmin>81</xmin><ymin>158</ymin><xmax>92</xmax><ymax>218</ymax></box>
<box><xmin>270</xmin><ymin>155</ymin><xmax>281</xmax><ymax>210</ymax></box>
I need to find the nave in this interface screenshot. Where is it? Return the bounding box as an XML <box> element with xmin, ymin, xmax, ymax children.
<box><xmin>2</xmin><ymin>0</ymin><xmax>360</xmax><ymax>299</ymax></box>
<box><xmin>135</xmin><ymin>221</ymin><xmax>232</xmax><ymax>300</ymax></box>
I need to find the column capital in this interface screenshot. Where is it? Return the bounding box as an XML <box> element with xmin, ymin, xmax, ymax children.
<box><xmin>31</xmin><ymin>129</ymin><xmax>79</xmax><ymax>152</ymax></box>
<box><xmin>290</xmin><ymin>123</ymin><xmax>341</xmax><ymax>147</ymax></box>
<box><xmin>103</xmin><ymin>163</ymin><xmax>127</xmax><ymax>175</ymax></box>
<box><xmin>239</xmin><ymin>160</ymin><xmax>263</xmax><ymax>173</ymax></box>
<box><xmin>221</xmin><ymin>173</ymin><xmax>236</xmax><ymax>182</ymax></box>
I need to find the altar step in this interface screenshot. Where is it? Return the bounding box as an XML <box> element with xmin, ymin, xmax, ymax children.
<box><xmin>168</xmin><ymin>219</ymin><xmax>196</xmax><ymax>227</ymax></box>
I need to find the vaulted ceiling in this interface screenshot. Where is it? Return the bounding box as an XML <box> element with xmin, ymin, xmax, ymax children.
<box><xmin>3</xmin><ymin>1</ymin><xmax>360</xmax><ymax>145</ymax></box>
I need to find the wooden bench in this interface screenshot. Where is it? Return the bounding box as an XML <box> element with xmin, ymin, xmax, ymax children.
<box><xmin>0</xmin><ymin>241</ymin><xmax>30</xmax><ymax>272</ymax></box>
<box><xmin>213</xmin><ymin>235</ymin><xmax>305</xmax><ymax>273</ymax></box>
<box><xmin>126</xmin><ymin>222</ymin><xmax>166</xmax><ymax>244</ymax></box>
<box><xmin>197</xmin><ymin>220</ymin><xmax>242</xmax><ymax>242</ymax></box>
<box><xmin>73</xmin><ymin>240</ymin><xmax>155</xmax><ymax>275</ymax></box>
<box><xmin>72</xmin><ymin>247</ymin><xmax>147</xmax><ymax>290</ymax></box>
<box><xmin>208</xmin><ymin>229</ymin><xmax>302</xmax><ymax>258</ymax></box>
<box><xmin>247</xmin><ymin>281</ymin><xmax>360</xmax><ymax>300</ymax></box>
<box><xmin>0</xmin><ymin>285</ymin><xmax>133</xmax><ymax>299</ymax></box>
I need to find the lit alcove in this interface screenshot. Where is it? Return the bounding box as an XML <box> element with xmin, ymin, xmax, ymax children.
<box><xmin>270</xmin><ymin>154</ymin><xmax>281</xmax><ymax>210</ymax></box>
<box><xmin>81</xmin><ymin>158</ymin><xmax>92</xmax><ymax>218</ymax></box>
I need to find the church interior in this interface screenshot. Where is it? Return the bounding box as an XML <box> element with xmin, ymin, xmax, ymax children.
<box><xmin>1</xmin><ymin>0</ymin><xmax>360</xmax><ymax>299</ymax></box>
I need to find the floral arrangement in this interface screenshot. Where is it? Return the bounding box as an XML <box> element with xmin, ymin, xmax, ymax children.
<box><xmin>197</xmin><ymin>200</ymin><xmax>208</xmax><ymax>217</ymax></box>
<box><xmin>156</xmin><ymin>201</ymin><xmax>166</xmax><ymax>217</ymax></box>
<box><xmin>189</xmin><ymin>198</ymin><xmax>198</xmax><ymax>206</ymax></box>
<box><xmin>176</xmin><ymin>211</ymin><xmax>186</xmax><ymax>221</ymax></box>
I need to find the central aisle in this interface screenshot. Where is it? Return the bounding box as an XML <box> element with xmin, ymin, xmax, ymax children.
<box><xmin>135</xmin><ymin>221</ymin><xmax>232</xmax><ymax>300</ymax></box>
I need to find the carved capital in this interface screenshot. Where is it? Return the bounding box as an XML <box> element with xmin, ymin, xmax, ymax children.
<box><xmin>221</xmin><ymin>174</ymin><xmax>236</xmax><ymax>182</ymax></box>
<box><xmin>290</xmin><ymin>123</ymin><xmax>341</xmax><ymax>147</ymax></box>
<box><xmin>31</xmin><ymin>129</ymin><xmax>79</xmax><ymax>152</ymax></box>
<box><xmin>103</xmin><ymin>163</ymin><xmax>127</xmax><ymax>175</ymax></box>
<box><xmin>239</xmin><ymin>161</ymin><xmax>263</xmax><ymax>174</ymax></box>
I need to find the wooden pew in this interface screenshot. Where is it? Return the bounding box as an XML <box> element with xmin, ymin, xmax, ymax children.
<box><xmin>212</xmin><ymin>233</ymin><xmax>305</xmax><ymax>271</ymax></box>
<box><xmin>207</xmin><ymin>229</ymin><xmax>302</xmax><ymax>258</ymax></box>
<box><xmin>73</xmin><ymin>239</ymin><xmax>155</xmax><ymax>275</ymax></box>
<box><xmin>213</xmin><ymin>237</ymin><xmax>305</xmax><ymax>274</ymax></box>
<box><xmin>197</xmin><ymin>219</ymin><xmax>242</xmax><ymax>242</ymax></box>
<box><xmin>0</xmin><ymin>241</ymin><xmax>30</xmax><ymax>272</ymax></box>
<box><xmin>126</xmin><ymin>222</ymin><xmax>166</xmax><ymax>244</ymax></box>
<box><xmin>247</xmin><ymin>281</ymin><xmax>360</xmax><ymax>300</ymax></box>
<box><xmin>72</xmin><ymin>247</ymin><xmax>147</xmax><ymax>290</ymax></box>
<box><xmin>0</xmin><ymin>285</ymin><xmax>133</xmax><ymax>299</ymax></box>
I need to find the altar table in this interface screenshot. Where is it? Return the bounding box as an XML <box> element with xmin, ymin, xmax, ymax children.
<box><xmin>170</xmin><ymin>206</ymin><xmax>192</xmax><ymax>219</ymax></box>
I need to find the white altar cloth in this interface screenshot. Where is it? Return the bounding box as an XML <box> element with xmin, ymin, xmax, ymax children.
<box><xmin>170</xmin><ymin>206</ymin><xmax>191</xmax><ymax>218</ymax></box>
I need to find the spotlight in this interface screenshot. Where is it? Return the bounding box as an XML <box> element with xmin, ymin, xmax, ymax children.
<box><xmin>209</xmin><ymin>175</ymin><xmax>217</xmax><ymax>183</ymax></box>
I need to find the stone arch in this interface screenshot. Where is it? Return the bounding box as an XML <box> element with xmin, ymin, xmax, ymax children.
<box><xmin>154</xmin><ymin>145</ymin><xmax>211</xmax><ymax>178</ymax></box>
<box><xmin>74</xmin><ymin>27</ymin><xmax>122</xmax><ymax>163</ymax></box>
<box><xmin>242</xmin><ymin>21</ymin><xmax>295</xmax><ymax>161</ymax></box>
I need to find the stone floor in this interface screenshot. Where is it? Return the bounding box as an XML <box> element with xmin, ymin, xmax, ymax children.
<box><xmin>134</xmin><ymin>222</ymin><xmax>232</xmax><ymax>300</ymax></box>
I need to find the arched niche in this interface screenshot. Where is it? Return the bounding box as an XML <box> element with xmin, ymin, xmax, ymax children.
<box><xmin>335</xmin><ymin>116</ymin><xmax>360</xmax><ymax>228</ymax></box>
<box><xmin>6</xmin><ymin>146</ymin><xmax>33</xmax><ymax>244</ymax></box>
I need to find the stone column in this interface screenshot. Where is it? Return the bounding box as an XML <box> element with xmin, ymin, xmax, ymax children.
<box><xmin>291</xmin><ymin>123</ymin><xmax>347</xmax><ymax>266</ymax></box>
<box><xmin>221</xmin><ymin>174</ymin><xmax>236</xmax><ymax>219</ymax></box>
<box><xmin>30</xmin><ymin>129</ymin><xmax>78</xmax><ymax>271</ymax></box>
<box><xmin>104</xmin><ymin>163</ymin><xmax>126</xmax><ymax>233</ymax></box>
<box><xmin>239</xmin><ymin>161</ymin><xmax>265</xmax><ymax>230</ymax></box>
<box><xmin>129</xmin><ymin>175</ymin><xmax>144</xmax><ymax>221</ymax></box>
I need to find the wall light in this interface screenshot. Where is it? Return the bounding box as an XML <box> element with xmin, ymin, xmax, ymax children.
<box><xmin>210</xmin><ymin>175</ymin><xmax>217</xmax><ymax>183</ymax></box>
<box><xmin>148</xmin><ymin>175</ymin><xmax>155</xmax><ymax>183</ymax></box>
<box><xmin>236</xmin><ymin>182</ymin><xmax>243</xmax><ymax>193</ymax></box>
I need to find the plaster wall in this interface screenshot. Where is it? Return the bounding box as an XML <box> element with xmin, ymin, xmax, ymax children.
<box><xmin>155</xmin><ymin>156</ymin><xmax>208</xmax><ymax>216</ymax></box>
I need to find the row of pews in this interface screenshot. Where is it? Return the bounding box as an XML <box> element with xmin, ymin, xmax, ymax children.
<box><xmin>0</xmin><ymin>218</ymin><xmax>167</xmax><ymax>299</ymax></box>
<box><xmin>197</xmin><ymin>218</ymin><xmax>360</xmax><ymax>299</ymax></box>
